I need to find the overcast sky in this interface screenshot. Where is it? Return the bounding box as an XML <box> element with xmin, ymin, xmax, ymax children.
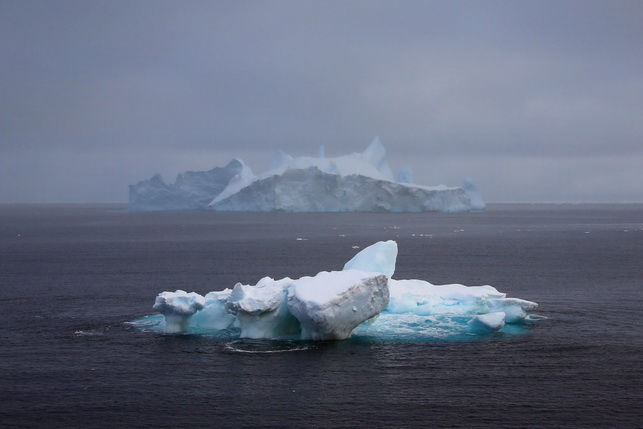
<box><xmin>1</xmin><ymin>0</ymin><xmax>641</xmax><ymax>203</ymax></box>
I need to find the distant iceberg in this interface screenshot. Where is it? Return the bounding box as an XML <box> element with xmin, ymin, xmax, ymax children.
<box><xmin>129</xmin><ymin>159</ymin><xmax>252</xmax><ymax>211</ymax></box>
<box><xmin>128</xmin><ymin>137</ymin><xmax>485</xmax><ymax>212</ymax></box>
<box><xmin>133</xmin><ymin>241</ymin><xmax>540</xmax><ymax>341</ymax></box>
<box><xmin>211</xmin><ymin>167</ymin><xmax>476</xmax><ymax>212</ymax></box>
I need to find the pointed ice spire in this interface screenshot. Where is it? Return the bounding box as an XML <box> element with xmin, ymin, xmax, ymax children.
<box><xmin>318</xmin><ymin>145</ymin><xmax>326</xmax><ymax>159</ymax></box>
<box><xmin>364</xmin><ymin>136</ymin><xmax>386</xmax><ymax>169</ymax></box>
<box><xmin>343</xmin><ymin>240</ymin><xmax>398</xmax><ymax>278</ymax></box>
<box><xmin>209</xmin><ymin>160</ymin><xmax>256</xmax><ymax>206</ymax></box>
<box><xmin>270</xmin><ymin>150</ymin><xmax>294</xmax><ymax>171</ymax></box>
<box><xmin>363</xmin><ymin>136</ymin><xmax>386</xmax><ymax>167</ymax></box>
<box><xmin>363</xmin><ymin>136</ymin><xmax>394</xmax><ymax>181</ymax></box>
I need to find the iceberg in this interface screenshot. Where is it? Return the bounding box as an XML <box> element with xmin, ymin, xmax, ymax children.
<box><xmin>137</xmin><ymin>241</ymin><xmax>540</xmax><ymax>341</ymax></box>
<box><xmin>152</xmin><ymin>290</ymin><xmax>205</xmax><ymax>333</ymax></box>
<box><xmin>128</xmin><ymin>138</ymin><xmax>485</xmax><ymax>212</ymax></box>
<box><xmin>219</xmin><ymin>271</ymin><xmax>389</xmax><ymax>340</ymax></box>
<box><xmin>128</xmin><ymin>159</ymin><xmax>252</xmax><ymax>211</ymax></box>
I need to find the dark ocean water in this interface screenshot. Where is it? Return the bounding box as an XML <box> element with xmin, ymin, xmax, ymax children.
<box><xmin>0</xmin><ymin>204</ymin><xmax>641</xmax><ymax>428</ymax></box>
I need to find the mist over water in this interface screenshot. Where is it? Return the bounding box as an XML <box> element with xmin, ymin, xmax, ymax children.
<box><xmin>1</xmin><ymin>204</ymin><xmax>641</xmax><ymax>427</ymax></box>
<box><xmin>2</xmin><ymin>2</ymin><xmax>642</xmax><ymax>204</ymax></box>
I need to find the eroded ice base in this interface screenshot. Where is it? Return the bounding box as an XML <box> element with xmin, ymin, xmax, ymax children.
<box><xmin>134</xmin><ymin>241</ymin><xmax>541</xmax><ymax>341</ymax></box>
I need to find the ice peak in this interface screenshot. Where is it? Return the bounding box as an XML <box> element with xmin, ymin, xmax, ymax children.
<box><xmin>359</xmin><ymin>136</ymin><xmax>394</xmax><ymax>181</ymax></box>
<box><xmin>343</xmin><ymin>240</ymin><xmax>398</xmax><ymax>278</ymax></box>
<box><xmin>363</xmin><ymin>136</ymin><xmax>386</xmax><ymax>167</ymax></box>
<box><xmin>225</xmin><ymin>158</ymin><xmax>245</xmax><ymax>170</ymax></box>
<box><xmin>149</xmin><ymin>174</ymin><xmax>165</xmax><ymax>185</ymax></box>
<box><xmin>271</xmin><ymin>150</ymin><xmax>294</xmax><ymax>171</ymax></box>
<box><xmin>209</xmin><ymin>159</ymin><xmax>256</xmax><ymax>206</ymax></box>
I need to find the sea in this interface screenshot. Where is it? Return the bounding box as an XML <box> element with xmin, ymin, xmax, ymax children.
<box><xmin>0</xmin><ymin>204</ymin><xmax>641</xmax><ymax>428</ymax></box>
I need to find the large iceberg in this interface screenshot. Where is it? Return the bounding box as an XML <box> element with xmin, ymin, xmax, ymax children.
<box><xmin>128</xmin><ymin>138</ymin><xmax>484</xmax><ymax>212</ymax></box>
<box><xmin>136</xmin><ymin>241</ymin><xmax>540</xmax><ymax>341</ymax></box>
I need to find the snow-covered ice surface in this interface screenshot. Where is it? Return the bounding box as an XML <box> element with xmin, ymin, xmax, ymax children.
<box><xmin>132</xmin><ymin>241</ymin><xmax>541</xmax><ymax>341</ymax></box>
<box><xmin>288</xmin><ymin>271</ymin><xmax>389</xmax><ymax>340</ymax></box>
<box><xmin>152</xmin><ymin>290</ymin><xmax>205</xmax><ymax>333</ymax></box>
<box><xmin>128</xmin><ymin>137</ymin><xmax>484</xmax><ymax>212</ymax></box>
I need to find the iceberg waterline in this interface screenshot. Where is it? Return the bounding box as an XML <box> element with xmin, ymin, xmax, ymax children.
<box><xmin>133</xmin><ymin>241</ymin><xmax>541</xmax><ymax>341</ymax></box>
<box><xmin>128</xmin><ymin>137</ymin><xmax>485</xmax><ymax>212</ymax></box>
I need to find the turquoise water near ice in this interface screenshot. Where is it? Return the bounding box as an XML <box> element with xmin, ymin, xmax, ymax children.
<box><xmin>130</xmin><ymin>311</ymin><xmax>536</xmax><ymax>343</ymax></box>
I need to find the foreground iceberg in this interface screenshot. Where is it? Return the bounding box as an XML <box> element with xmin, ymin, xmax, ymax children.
<box><xmin>135</xmin><ymin>241</ymin><xmax>540</xmax><ymax>341</ymax></box>
<box><xmin>128</xmin><ymin>138</ymin><xmax>484</xmax><ymax>212</ymax></box>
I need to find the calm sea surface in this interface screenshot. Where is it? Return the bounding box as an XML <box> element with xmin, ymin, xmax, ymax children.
<box><xmin>0</xmin><ymin>204</ymin><xmax>641</xmax><ymax>428</ymax></box>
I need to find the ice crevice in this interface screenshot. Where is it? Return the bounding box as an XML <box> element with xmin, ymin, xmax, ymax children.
<box><xmin>141</xmin><ymin>240</ymin><xmax>540</xmax><ymax>340</ymax></box>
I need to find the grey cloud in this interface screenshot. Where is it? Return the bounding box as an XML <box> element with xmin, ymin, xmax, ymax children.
<box><xmin>1</xmin><ymin>0</ymin><xmax>641</xmax><ymax>202</ymax></box>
